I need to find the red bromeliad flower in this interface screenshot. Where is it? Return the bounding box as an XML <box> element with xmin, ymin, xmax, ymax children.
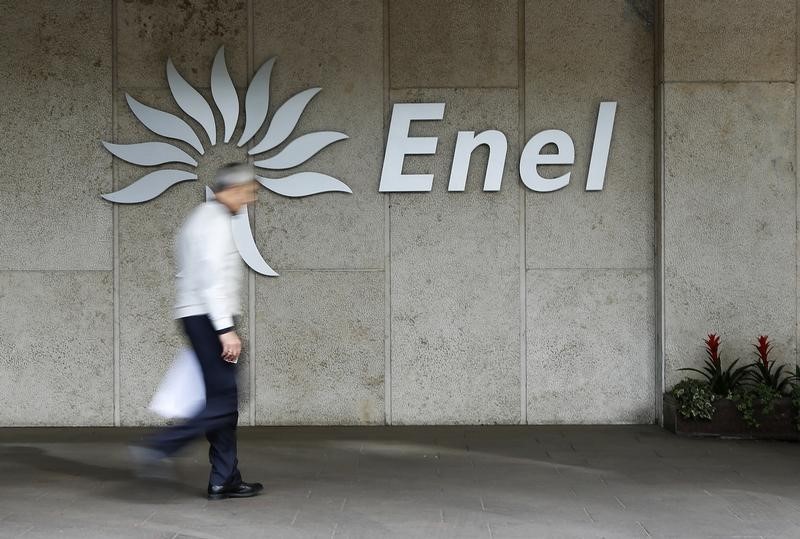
<box><xmin>681</xmin><ymin>332</ymin><xmax>750</xmax><ymax>395</ymax></box>
<box><xmin>704</xmin><ymin>333</ymin><xmax>721</xmax><ymax>367</ymax></box>
<box><xmin>754</xmin><ymin>335</ymin><xmax>772</xmax><ymax>368</ymax></box>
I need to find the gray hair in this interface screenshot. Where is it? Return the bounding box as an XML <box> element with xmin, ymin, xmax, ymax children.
<box><xmin>213</xmin><ymin>162</ymin><xmax>256</xmax><ymax>191</ymax></box>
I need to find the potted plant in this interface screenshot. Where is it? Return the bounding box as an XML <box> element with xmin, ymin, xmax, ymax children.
<box><xmin>664</xmin><ymin>334</ymin><xmax>799</xmax><ymax>440</ymax></box>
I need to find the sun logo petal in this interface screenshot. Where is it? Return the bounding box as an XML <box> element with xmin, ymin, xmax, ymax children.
<box><xmin>101</xmin><ymin>46</ymin><xmax>352</xmax><ymax>277</ymax></box>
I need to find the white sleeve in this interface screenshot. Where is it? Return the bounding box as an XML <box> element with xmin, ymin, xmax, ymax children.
<box><xmin>196</xmin><ymin>219</ymin><xmax>234</xmax><ymax>332</ymax></box>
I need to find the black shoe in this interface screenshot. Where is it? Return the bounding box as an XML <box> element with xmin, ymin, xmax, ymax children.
<box><xmin>207</xmin><ymin>481</ymin><xmax>264</xmax><ymax>500</ymax></box>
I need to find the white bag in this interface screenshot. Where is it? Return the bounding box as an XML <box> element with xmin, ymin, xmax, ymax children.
<box><xmin>148</xmin><ymin>347</ymin><xmax>206</xmax><ymax>419</ymax></box>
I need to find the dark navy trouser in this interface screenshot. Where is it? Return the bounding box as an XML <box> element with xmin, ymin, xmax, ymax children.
<box><xmin>149</xmin><ymin>315</ymin><xmax>241</xmax><ymax>487</ymax></box>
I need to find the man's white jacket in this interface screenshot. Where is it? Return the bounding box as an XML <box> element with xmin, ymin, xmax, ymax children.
<box><xmin>173</xmin><ymin>201</ymin><xmax>243</xmax><ymax>332</ymax></box>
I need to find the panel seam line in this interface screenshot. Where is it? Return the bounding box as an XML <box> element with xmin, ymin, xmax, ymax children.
<box><xmin>518</xmin><ymin>0</ymin><xmax>527</xmax><ymax>425</ymax></box>
<box><xmin>383</xmin><ymin>0</ymin><xmax>393</xmax><ymax>425</ymax></box>
<box><xmin>247</xmin><ymin>0</ymin><xmax>256</xmax><ymax>427</ymax></box>
<box><xmin>112</xmin><ymin>0</ymin><xmax>120</xmax><ymax>427</ymax></box>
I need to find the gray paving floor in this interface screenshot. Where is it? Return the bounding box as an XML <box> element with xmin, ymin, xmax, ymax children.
<box><xmin>0</xmin><ymin>425</ymin><xmax>798</xmax><ymax>538</ymax></box>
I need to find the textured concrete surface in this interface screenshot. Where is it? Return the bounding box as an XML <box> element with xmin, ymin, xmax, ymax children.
<box><xmin>527</xmin><ymin>270</ymin><xmax>654</xmax><ymax>424</ymax></box>
<box><xmin>115</xmin><ymin>89</ymin><xmax>252</xmax><ymax>426</ymax></box>
<box><xmin>255</xmin><ymin>271</ymin><xmax>384</xmax><ymax>425</ymax></box>
<box><xmin>114</xmin><ymin>0</ymin><xmax>255</xmax><ymax>425</ymax></box>
<box><xmin>663</xmin><ymin>83</ymin><xmax>796</xmax><ymax>388</ymax></box>
<box><xmin>116</xmin><ymin>0</ymin><xmax>248</xmax><ymax>89</ymax></box>
<box><xmin>664</xmin><ymin>0</ymin><xmax>796</xmax><ymax>82</ymax></box>
<box><xmin>253</xmin><ymin>0</ymin><xmax>384</xmax><ymax>270</ymax></box>
<box><xmin>389</xmin><ymin>0</ymin><xmax>518</xmax><ymax>88</ymax></box>
<box><xmin>0</xmin><ymin>272</ymin><xmax>113</xmax><ymax>426</ymax></box>
<box><xmin>0</xmin><ymin>0</ymin><xmax>112</xmax><ymax>271</ymax></box>
<box><xmin>390</xmin><ymin>89</ymin><xmax>521</xmax><ymax>425</ymax></box>
<box><xmin>525</xmin><ymin>0</ymin><xmax>654</xmax><ymax>270</ymax></box>
<box><xmin>1</xmin><ymin>426</ymin><xmax>800</xmax><ymax>538</ymax></box>
<box><xmin>10</xmin><ymin>0</ymin><xmax>787</xmax><ymax>428</ymax></box>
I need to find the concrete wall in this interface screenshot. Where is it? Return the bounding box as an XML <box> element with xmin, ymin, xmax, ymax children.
<box><xmin>659</xmin><ymin>0</ymin><xmax>798</xmax><ymax>389</ymax></box>
<box><xmin>0</xmin><ymin>0</ymin><xmax>655</xmax><ymax>426</ymax></box>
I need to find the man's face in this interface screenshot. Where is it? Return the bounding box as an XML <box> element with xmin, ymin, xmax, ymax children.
<box><xmin>231</xmin><ymin>180</ymin><xmax>260</xmax><ymax>206</ymax></box>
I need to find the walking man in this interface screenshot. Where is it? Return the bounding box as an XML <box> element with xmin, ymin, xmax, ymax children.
<box><xmin>135</xmin><ymin>162</ymin><xmax>263</xmax><ymax>500</ymax></box>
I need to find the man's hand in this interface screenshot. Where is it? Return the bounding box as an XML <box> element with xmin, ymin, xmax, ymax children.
<box><xmin>219</xmin><ymin>331</ymin><xmax>241</xmax><ymax>363</ymax></box>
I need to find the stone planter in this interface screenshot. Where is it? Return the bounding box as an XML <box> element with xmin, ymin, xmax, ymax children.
<box><xmin>663</xmin><ymin>394</ymin><xmax>800</xmax><ymax>441</ymax></box>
